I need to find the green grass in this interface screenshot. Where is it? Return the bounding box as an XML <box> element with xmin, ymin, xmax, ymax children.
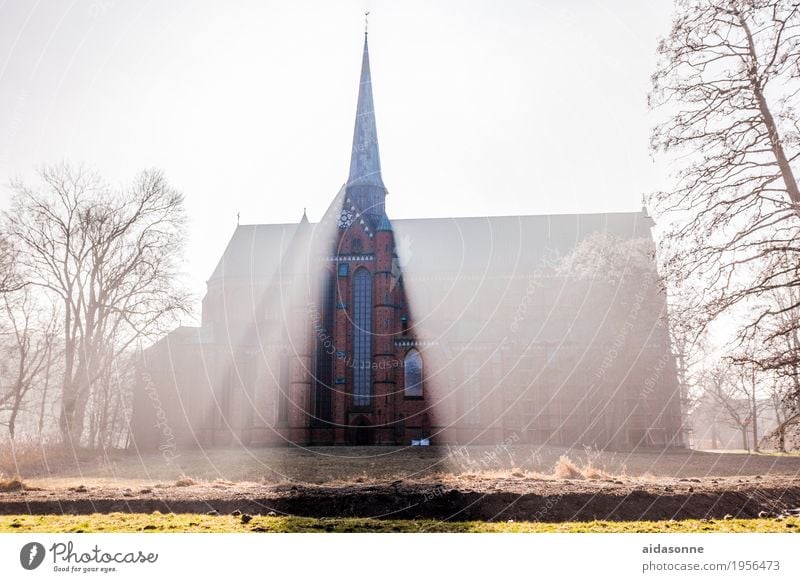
<box><xmin>1</xmin><ymin>514</ymin><xmax>798</xmax><ymax>533</ymax></box>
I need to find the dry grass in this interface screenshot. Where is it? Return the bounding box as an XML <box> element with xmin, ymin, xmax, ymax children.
<box><xmin>581</xmin><ymin>465</ymin><xmax>609</xmax><ymax>480</ymax></box>
<box><xmin>553</xmin><ymin>455</ymin><xmax>583</xmax><ymax>479</ymax></box>
<box><xmin>6</xmin><ymin>443</ymin><xmax>800</xmax><ymax>488</ymax></box>
<box><xmin>552</xmin><ymin>454</ymin><xmax>610</xmax><ymax>480</ymax></box>
<box><xmin>0</xmin><ymin>437</ymin><xmax>99</xmax><ymax>479</ymax></box>
<box><xmin>174</xmin><ymin>475</ymin><xmax>196</xmax><ymax>487</ymax></box>
<box><xmin>0</xmin><ymin>475</ymin><xmax>26</xmax><ymax>492</ymax></box>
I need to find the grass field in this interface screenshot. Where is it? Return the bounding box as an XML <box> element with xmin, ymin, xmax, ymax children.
<box><xmin>1</xmin><ymin>514</ymin><xmax>799</xmax><ymax>533</ymax></box>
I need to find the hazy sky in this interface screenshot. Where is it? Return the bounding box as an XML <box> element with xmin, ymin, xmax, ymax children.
<box><xmin>0</xmin><ymin>0</ymin><xmax>675</xmax><ymax>311</ymax></box>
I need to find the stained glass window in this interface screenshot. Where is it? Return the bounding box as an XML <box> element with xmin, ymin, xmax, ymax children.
<box><xmin>353</xmin><ymin>269</ymin><xmax>372</xmax><ymax>406</ymax></box>
<box><xmin>404</xmin><ymin>349</ymin><xmax>423</xmax><ymax>398</ymax></box>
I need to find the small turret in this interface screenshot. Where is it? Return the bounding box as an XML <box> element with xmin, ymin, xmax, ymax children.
<box><xmin>377</xmin><ymin>211</ymin><xmax>392</xmax><ymax>232</ymax></box>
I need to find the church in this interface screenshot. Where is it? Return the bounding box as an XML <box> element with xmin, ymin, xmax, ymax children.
<box><xmin>131</xmin><ymin>33</ymin><xmax>685</xmax><ymax>450</ymax></box>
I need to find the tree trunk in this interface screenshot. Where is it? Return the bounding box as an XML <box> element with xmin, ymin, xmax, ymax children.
<box><xmin>742</xmin><ymin>427</ymin><xmax>749</xmax><ymax>452</ymax></box>
<box><xmin>106</xmin><ymin>392</ymin><xmax>120</xmax><ymax>449</ymax></box>
<box><xmin>37</xmin><ymin>341</ymin><xmax>52</xmax><ymax>436</ymax></box>
<box><xmin>59</xmin><ymin>381</ymin><xmax>79</xmax><ymax>444</ymax></box>
<box><xmin>59</xmin><ymin>297</ymin><xmax>76</xmax><ymax>444</ymax></box>
<box><xmin>61</xmin><ymin>348</ymin><xmax>92</xmax><ymax>446</ymax></box>
<box><xmin>740</xmin><ymin>14</ymin><xmax>800</xmax><ymax>216</ymax></box>
<box><xmin>70</xmin><ymin>382</ymin><xmax>92</xmax><ymax>446</ymax></box>
<box><xmin>8</xmin><ymin>381</ymin><xmax>26</xmax><ymax>439</ymax></box>
<box><xmin>753</xmin><ymin>81</ymin><xmax>800</xmax><ymax>213</ymax></box>
<box><xmin>8</xmin><ymin>402</ymin><xmax>19</xmax><ymax>440</ymax></box>
<box><xmin>751</xmin><ymin>378</ymin><xmax>759</xmax><ymax>453</ymax></box>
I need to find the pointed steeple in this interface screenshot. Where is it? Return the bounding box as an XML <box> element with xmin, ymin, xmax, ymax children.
<box><xmin>346</xmin><ymin>32</ymin><xmax>387</xmax><ymax>224</ymax></box>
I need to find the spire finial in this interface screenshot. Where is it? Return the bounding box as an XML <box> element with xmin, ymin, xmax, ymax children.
<box><xmin>364</xmin><ymin>10</ymin><xmax>370</xmax><ymax>35</ymax></box>
<box><xmin>347</xmin><ymin>17</ymin><xmax>386</xmax><ymax>222</ymax></box>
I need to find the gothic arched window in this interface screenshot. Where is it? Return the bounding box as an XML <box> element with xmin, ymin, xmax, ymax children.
<box><xmin>313</xmin><ymin>272</ymin><xmax>335</xmax><ymax>424</ymax></box>
<box><xmin>404</xmin><ymin>349</ymin><xmax>423</xmax><ymax>398</ymax></box>
<box><xmin>353</xmin><ymin>268</ymin><xmax>372</xmax><ymax>406</ymax></box>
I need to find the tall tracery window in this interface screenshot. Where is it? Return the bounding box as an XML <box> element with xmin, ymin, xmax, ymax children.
<box><xmin>404</xmin><ymin>349</ymin><xmax>423</xmax><ymax>398</ymax></box>
<box><xmin>313</xmin><ymin>273</ymin><xmax>335</xmax><ymax>424</ymax></box>
<box><xmin>353</xmin><ymin>269</ymin><xmax>372</xmax><ymax>406</ymax></box>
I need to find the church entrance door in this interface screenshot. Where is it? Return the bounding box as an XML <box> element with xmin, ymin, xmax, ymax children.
<box><xmin>352</xmin><ymin>417</ymin><xmax>374</xmax><ymax>446</ymax></box>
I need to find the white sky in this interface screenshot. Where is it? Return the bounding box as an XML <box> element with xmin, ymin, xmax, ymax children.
<box><xmin>0</xmin><ymin>0</ymin><xmax>675</xmax><ymax>315</ymax></box>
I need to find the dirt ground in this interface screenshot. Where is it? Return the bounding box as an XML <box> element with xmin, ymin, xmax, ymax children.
<box><xmin>6</xmin><ymin>444</ymin><xmax>800</xmax><ymax>485</ymax></box>
<box><xmin>2</xmin><ymin>473</ymin><xmax>800</xmax><ymax>523</ymax></box>
<box><xmin>2</xmin><ymin>445</ymin><xmax>799</xmax><ymax>522</ymax></box>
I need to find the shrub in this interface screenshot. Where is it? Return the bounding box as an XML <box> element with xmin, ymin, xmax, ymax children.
<box><xmin>0</xmin><ymin>475</ymin><xmax>26</xmax><ymax>492</ymax></box>
<box><xmin>174</xmin><ymin>475</ymin><xmax>196</xmax><ymax>487</ymax></box>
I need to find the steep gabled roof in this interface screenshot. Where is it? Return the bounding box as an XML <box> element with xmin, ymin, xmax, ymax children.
<box><xmin>208</xmin><ymin>223</ymin><xmax>299</xmax><ymax>283</ymax></box>
<box><xmin>391</xmin><ymin>211</ymin><xmax>654</xmax><ymax>275</ymax></box>
<box><xmin>208</xmin><ymin>210</ymin><xmax>654</xmax><ymax>283</ymax></box>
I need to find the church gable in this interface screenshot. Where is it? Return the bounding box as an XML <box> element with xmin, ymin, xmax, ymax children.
<box><xmin>336</xmin><ymin>206</ymin><xmax>376</xmax><ymax>257</ymax></box>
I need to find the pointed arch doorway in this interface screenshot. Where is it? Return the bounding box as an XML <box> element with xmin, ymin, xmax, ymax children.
<box><xmin>350</xmin><ymin>416</ymin><xmax>374</xmax><ymax>446</ymax></box>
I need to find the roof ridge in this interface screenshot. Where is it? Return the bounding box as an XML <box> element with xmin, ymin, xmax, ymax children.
<box><xmin>242</xmin><ymin>209</ymin><xmax>650</xmax><ymax>228</ymax></box>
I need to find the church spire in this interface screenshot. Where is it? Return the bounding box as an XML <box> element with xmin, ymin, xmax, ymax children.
<box><xmin>346</xmin><ymin>30</ymin><xmax>386</xmax><ymax>223</ymax></box>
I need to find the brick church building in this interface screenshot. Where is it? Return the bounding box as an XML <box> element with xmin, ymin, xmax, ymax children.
<box><xmin>131</xmin><ymin>33</ymin><xmax>686</xmax><ymax>450</ymax></box>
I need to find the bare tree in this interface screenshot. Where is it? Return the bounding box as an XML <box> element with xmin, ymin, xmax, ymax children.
<box><xmin>0</xmin><ymin>288</ymin><xmax>56</xmax><ymax>439</ymax></box>
<box><xmin>734</xmin><ymin>360</ymin><xmax>767</xmax><ymax>451</ymax></box>
<box><xmin>756</xmin><ymin>263</ymin><xmax>800</xmax><ymax>385</ymax></box>
<box><xmin>702</xmin><ymin>362</ymin><xmax>754</xmax><ymax>450</ymax></box>
<box><xmin>751</xmin><ymin>281</ymin><xmax>800</xmax><ymax>448</ymax></box>
<box><xmin>0</xmin><ymin>234</ymin><xmax>21</xmax><ymax>294</ymax></box>
<box><xmin>557</xmin><ymin>232</ymin><xmax>659</xmax><ymax>285</ymax></box>
<box><xmin>4</xmin><ymin>164</ymin><xmax>190</xmax><ymax>446</ymax></box>
<box><xmin>650</xmin><ymin>1</ymin><xmax>800</xmax><ymax>367</ymax></box>
<box><xmin>86</xmin><ymin>351</ymin><xmax>135</xmax><ymax>449</ymax></box>
<box><xmin>558</xmin><ymin>233</ymin><xmax>671</xmax><ymax>448</ymax></box>
<box><xmin>766</xmin><ymin>373</ymin><xmax>800</xmax><ymax>451</ymax></box>
<box><xmin>36</xmin><ymin>332</ymin><xmax>57</xmax><ymax>437</ymax></box>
